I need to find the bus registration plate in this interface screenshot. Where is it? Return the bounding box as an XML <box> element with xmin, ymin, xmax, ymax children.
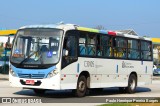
<box><xmin>26</xmin><ymin>80</ymin><xmax>35</xmax><ymax>85</ymax></box>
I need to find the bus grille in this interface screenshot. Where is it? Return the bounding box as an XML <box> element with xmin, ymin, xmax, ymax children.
<box><xmin>18</xmin><ymin>74</ymin><xmax>45</xmax><ymax>79</ymax></box>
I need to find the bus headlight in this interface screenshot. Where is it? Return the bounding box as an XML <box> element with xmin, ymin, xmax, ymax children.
<box><xmin>9</xmin><ymin>69</ymin><xmax>16</xmax><ymax>77</ymax></box>
<box><xmin>46</xmin><ymin>69</ymin><xmax>58</xmax><ymax>78</ymax></box>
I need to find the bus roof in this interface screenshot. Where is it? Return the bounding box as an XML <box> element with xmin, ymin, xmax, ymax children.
<box><xmin>19</xmin><ymin>24</ymin><xmax>76</xmax><ymax>31</ymax></box>
<box><xmin>19</xmin><ymin>24</ymin><xmax>151</xmax><ymax>41</ymax></box>
<box><xmin>76</xmin><ymin>26</ymin><xmax>151</xmax><ymax>41</ymax></box>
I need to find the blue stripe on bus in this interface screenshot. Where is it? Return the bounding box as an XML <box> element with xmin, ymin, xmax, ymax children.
<box><xmin>77</xmin><ymin>63</ymin><xmax>80</xmax><ymax>73</ymax></box>
<box><xmin>99</xmin><ymin>30</ymin><xmax>108</xmax><ymax>34</ymax></box>
<box><xmin>116</xmin><ymin>65</ymin><xmax>118</xmax><ymax>73</ymax></box>
<box><xmin>11</xmin><ymin>64</ymin><xmax>56</xmax><ymax>78</ymax></box>
<box><xmin>146</xmin><ymin>66</ymin><xmax>147</xmax><ymax>73</ymax></box>
<box><xmin>141</xmin><ymin>61</ymin><xmax>143</xmax><ymax>65</ymax></box>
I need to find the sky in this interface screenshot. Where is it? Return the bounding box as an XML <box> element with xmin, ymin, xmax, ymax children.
<box><xmin>0</xmin><ymin>0</ymin><xmax>160</xmax><ymax>37</ymax></box>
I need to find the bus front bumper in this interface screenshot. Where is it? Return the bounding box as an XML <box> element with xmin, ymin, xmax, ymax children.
<box><xmin>9</xmin><ymin>74</ymin><xmax>60</xmax><ymax>90</ymax></box>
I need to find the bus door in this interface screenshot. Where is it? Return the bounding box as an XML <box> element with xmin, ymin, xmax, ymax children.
<box><xmin>61</xmin><ymin>30</ymin><xmax>78</xmax><ymax>89</ymax></box>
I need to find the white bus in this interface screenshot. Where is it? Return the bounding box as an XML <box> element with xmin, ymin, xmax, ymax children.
<box><xmin>9</xmin><ymin>24</ymin><xmax>153</xmax><ymax>97</ymax></box>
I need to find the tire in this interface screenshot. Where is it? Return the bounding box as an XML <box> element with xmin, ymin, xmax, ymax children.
<box><xmin>75</xmin><ymin>75</ymin><xmax>87</xmax><ymax>97</ymax></box>
<box><xmin>33</xmin><ymin>89</ymin><xmax>46</xmax><ymax>95</ymax></box>
<box><xmin>126</xmin><ymin>74</ymin><xmax>137</xmax><ymax>93</ymax></box>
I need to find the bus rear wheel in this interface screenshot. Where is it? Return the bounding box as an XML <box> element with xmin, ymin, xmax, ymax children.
<box><xmin>33</xmin><ymin>89</ymin><xmax>46</xmax><ymax>95</ymax></box>
<box><xmin>126</xmin><ymin>74</ymin><xmax>137</xmax><ymax>93</ymax></box>
<box><xmin>75</xmin><ymin>75</ymin><xmax>87</xmax><ymax>97</ymax></box>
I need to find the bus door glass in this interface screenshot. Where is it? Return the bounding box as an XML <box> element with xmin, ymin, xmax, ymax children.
<box><xmin>61</xmin><ymin>30</ymin><xmax>78</xmax><ymax>69</ymax></box>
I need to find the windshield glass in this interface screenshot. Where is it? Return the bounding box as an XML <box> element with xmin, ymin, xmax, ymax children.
<box><xmin>11</xmin><ymin>28</ymin><xmax>63</xmax><ymax>66</ymax></box>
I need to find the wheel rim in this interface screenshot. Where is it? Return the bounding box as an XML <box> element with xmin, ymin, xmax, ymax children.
<box><xmin>78</xmin><ymin>81</ymin><xmax>85</xmax><ymax>92</ymax></box>
<box><xmin>130</xmin><ymin>78</ymin><xmax>136</xmax><ymax>90</ymax></box>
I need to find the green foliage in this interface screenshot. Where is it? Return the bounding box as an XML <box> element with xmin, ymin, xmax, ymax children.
<box><xmin>0</xmin><ymin>47</ymin><xmax>4</xmax><ymax>57</ymax></box>
<box><xmin>0</xmin><ymin>64</ymin><xmax>9</xmax><ymax>74</ymax></box>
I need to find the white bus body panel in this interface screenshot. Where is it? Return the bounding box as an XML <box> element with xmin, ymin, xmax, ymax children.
<box><xmin>60</xmin><ymin>57</ymin><xmax>152</xmax><ymax>89</ymax></box>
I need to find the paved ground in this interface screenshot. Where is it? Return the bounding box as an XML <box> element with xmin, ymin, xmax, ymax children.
<box><xmin>0</xmin><ymin>74</ymin><xmax>8</xmax><ymax>80</ymax></box>
<box><xmin>1</xmin><ymin>80</ymin><xmax>160</xmax><ymax>97</ymax></box>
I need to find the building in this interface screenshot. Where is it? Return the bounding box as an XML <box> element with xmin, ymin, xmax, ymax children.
<box><xmin>0</xmin><ymin>29</ymin><xmax>17</xmax><ymax>43</ymax></box>
<box><xmin>0</xmin><ymin>30</ymin><xmax>17</xmax><ymax>66</ymax></box>
<box><xmin>152</xmin><ymin>38</ymin><xmax>160</xmax><ymax>64</ymax></box>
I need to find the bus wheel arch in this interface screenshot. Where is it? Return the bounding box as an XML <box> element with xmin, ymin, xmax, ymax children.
<box><xmin>74</xmin><ymin>71</ymin><xmax>90</xmax><ymax>97</ymax></box>
<box><xmin>129</xmin><ymin>72</ymin><xmax>138</xmax><ymax>83</ymax></box>
<box><xmin>79</xmin><ymin>71</ymin><xmax>90</xmax><ymax>88</ymax></box>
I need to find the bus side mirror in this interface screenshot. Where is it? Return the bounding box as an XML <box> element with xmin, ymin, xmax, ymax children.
<box><xmin>63</xmin><ymin>49</ymin><xmax>69</xmax><ymax>56</ymax></box>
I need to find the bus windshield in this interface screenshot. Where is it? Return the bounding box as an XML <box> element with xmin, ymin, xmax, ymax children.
<box><xmin>10</xmin><ymin>28</ymin><xmax>63</xmax><ymax>67</ymax></box>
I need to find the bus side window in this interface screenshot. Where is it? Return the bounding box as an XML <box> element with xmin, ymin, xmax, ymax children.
<box><xmin>141</xmin><ymin>41</ymin><xmax>152</xmax><ymax>60</ymax></box>
<box><xmin>113</xmin><ymin>37</ymin><xmax>127</xmax><ymax>58</ymax></box>
<box><xmin>79</xmin><ymin>38</ymin><xmax>86</xmax><ymax>55</ymax></box>
<box><xmin>98</xmin><ymin>34</ymin><xmax>112</xmax><ymax>57</ymax></box>
<box><xmin>79</xmin><ymin>32</ymin><xmax>87</xmax><ymax>56</ymax></box>
<box><xmin>87</xmin><ymin>33</ymin><xmax>96</xmax><ymax>56</ymax></box>
<box><xmin>128</xmin><ymin>39</ymin><xmax>140</xmax><ymax>60</ymax></box>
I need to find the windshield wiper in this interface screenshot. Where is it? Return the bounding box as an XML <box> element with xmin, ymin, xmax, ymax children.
<box><xmin>18</xmin><ymin>51</ymin><xmax>38</xmax><ymax>66</ymax></box>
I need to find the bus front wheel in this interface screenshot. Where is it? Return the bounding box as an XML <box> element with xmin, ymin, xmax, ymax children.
<box><xmin>75</xmin><ymin>75</ymin><xmax>87</xmax><ymax>97</ymax></box>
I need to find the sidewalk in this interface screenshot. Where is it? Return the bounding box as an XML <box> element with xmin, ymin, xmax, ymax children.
<box><xmin>0</xmin><ymin>73</ymin><xmax>9</xmax><ymax>80</ymax></box>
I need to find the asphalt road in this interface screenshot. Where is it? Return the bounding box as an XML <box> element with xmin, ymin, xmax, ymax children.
<box><xmin>0</xmin><ymin>80</ymin><xmax>160</xmax><ymax>106</ymax></box>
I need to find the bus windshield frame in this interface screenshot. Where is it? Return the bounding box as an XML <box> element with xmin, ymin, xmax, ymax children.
<box><xmin>10</xmin><ymin>28</ymin><xmax>64</xmax><ymax>69</ymax></box>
